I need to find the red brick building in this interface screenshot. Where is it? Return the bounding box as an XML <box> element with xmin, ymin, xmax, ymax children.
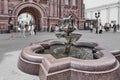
<box><xmin>0</xmin><ymin>0</ymin><xmax>84</xmax><ymax>32</ymax></box>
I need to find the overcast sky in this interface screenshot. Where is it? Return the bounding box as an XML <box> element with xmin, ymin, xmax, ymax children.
<box><xmin>84</xmin><ymin>0</ymin><xmax>119</xmax><ymax>9</ymax></box>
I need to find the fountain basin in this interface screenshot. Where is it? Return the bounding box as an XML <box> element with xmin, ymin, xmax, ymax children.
<box><xmin>18</xmin><ymin>39</ymin><xmax>120</xmax><ymax>80</ymax></box>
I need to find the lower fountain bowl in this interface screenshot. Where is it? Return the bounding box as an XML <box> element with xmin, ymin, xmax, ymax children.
<box><xmin>18</xmin><ymin>39</ymin><xmax>120</xmax><ymax>80</ymax></box>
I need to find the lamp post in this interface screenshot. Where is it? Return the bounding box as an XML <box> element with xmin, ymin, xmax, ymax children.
<box><xmin>95</xmin><ymin>12</ymin><xmax>100</xmax><ymax>34</ymax></box>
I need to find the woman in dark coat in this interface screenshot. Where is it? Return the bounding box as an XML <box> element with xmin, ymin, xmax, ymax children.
<box><xmin>8</xmin><ymin>22</ymin><xmax>14</xmax><ymax>39</ymax></box>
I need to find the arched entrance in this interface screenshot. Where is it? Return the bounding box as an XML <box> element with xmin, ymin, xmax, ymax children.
<box><xmin>18</xmin><ymin>7</ymin><xmax>41</xmax><ymax>31</ymax></box>
<box><xmin>12</xmin><ymin>2</ymin><xmax>47</xmax><ymax>31</ymax></box>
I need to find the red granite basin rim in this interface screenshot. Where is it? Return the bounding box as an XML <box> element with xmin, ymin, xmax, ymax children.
<box><xmin>18</xmin><ymin>40</ymin><xmax>117</xmax><ymax>74</ymax></box>
<box><xmin>41</xmin><ymin>50</ymin><xmax>117</xmax><ymax>73</ymax></box>
<box><xmin>21</xmin><ymin>44</ymin><xmax>44</xmax><ymax>63</ymax></box>
<box><xmin>70</xmin><ymin>50</ymin><xmax>117</xmax><ymax>72</ymax></box>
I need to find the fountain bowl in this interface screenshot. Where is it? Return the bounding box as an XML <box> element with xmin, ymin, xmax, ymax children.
<box><xmin>18</xmin><ymin>39</ymin><xmax>120</xmax><ymax>80</ymax></box>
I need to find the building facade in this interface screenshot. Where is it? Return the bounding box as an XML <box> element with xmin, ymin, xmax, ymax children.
<box><xmin>85</xmin><ymin>0</ymin><xmax>120</xmax><ymax>26</ymax></box>
<box><xmin>0</xmin><ymin>0</ymin><xmax>84</xmax><ymax>32</ymax></box>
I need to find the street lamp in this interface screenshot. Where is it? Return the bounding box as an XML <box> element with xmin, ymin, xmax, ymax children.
<box><xmin>95</xmin><ymin>12</ymin><xmax>100</xmax><ymax>33</ymax></box>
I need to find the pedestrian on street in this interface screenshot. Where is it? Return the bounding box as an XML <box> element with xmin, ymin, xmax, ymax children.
<box><xmin>90</xmin><ymin>23</ymin><xmax>93</xmax><ymax>32</ymax></box>
<box><xmin>117</xmin><ymin>24</ymin><xmax>120</xmax><ymax>31</ymax></box>
<box><xmin>25</xmin><ymin>22</ymin><xmax>29</xmax><ymax>36</ymax></box>
<box><xmin>55</xmin><ymin>24</ymin><xmax>59</xmax><ymax>32</ymax></box>
<box><xmin>99</xmin><ymin>23</ymin><xmax>103</xmax><ymax>34</ymax></box>
<box><xmin>113</xmin><ymin>24</ymin><xmax>117</xmax><ymax>32</ymax></box>
<box><xmin>8</xmin><ymin>21</ymin><xmax>14</xmax><ymax>39</ymax></box>
<box><xmin>30</xmin><ymin>25</ymin><xmax>35</xmax><ymax>35</ymax></box>
<box><xmin>95</xmin><ymin>26</ymin><xmax>98</xmax><ymax>34</ymax></box>
<box><xmin>20</xmin><ymin>21</ymin><xmax>26</xmax><ymax>37</ymax></box>
<box><xmin>34</xmin><ymin>25</ymin><xmax>37</xmax><ymax>35</ymax></box>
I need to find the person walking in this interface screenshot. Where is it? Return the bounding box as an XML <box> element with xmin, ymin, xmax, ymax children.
<box><xmin>25</xmin><ymin>22</ymin><xmax>29</xmax><ymax>33</ymax></box>
<box><xmin>25</xmin><ymin>22</ymin><xmax>29</xmax><ymax>36</ymax></box>
<box><xmin>113</xmin><ymin>24</ymin><xmax>117</xmax><ymax>32</ymax></box>
<box><xmin>55</xmin><ymin>24</ymin><xmax>59</xmax><ymax>32</ymax></box>
<box><xmin>95</xmin><ymin>23</ymin><xmax>99</xmax><ymax>34</ymax></box>
<box><xmin>34</xmin><ymin>25</ymin><xmax>37</xmax><ymax>35</ymax></box>
<box><xmin>95</xmin><ymin>26</ymin><xmax>98</xmax><ymax>34</ymax></box>
<box><xmin>99</xmin><ymin>23</ymin><xmax>103</xmax><ymax>34</ymax></box>
<box><xmin>20</xmin><ymin>21</ymin><xmax>26</xmax><ymax>37</ymax></box>
<box><xmin>90</xmin><ymin>23</ymin><xmax>93</xmax><ymax>32</ymax></box>
<box><xmin>30</xmin><ymin>24</ymin><xmax>35</xmax><ymax>35</ymax></box>
<box><xmin>117</xmin><ymin>24</ymin><xmax>120</xmax><ymax>31</ymax></box>
<box><xmin>8</xmin><ymin>21</ymin><xmax>14</xmax><ymax>39</ymax></box>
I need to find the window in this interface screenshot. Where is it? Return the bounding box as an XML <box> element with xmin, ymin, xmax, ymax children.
<box><xmin>65</xmin><ymin>0</ymin><xmax>69</xmax><ymax>5</ymax></box>
<box><xmin>72</xmin><ymin>0</ymin><xmax>76</xmax><ymax>6</ymax></box>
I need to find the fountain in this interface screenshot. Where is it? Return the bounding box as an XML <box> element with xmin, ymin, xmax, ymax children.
<box><xmin>18</xmin><ymin>15</ymin><xmax>120</xmax><ymax>80</ymax></box>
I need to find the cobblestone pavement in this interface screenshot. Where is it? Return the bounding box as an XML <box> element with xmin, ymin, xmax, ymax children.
<box><xmin>0</xmin><ymin>30</ymin><xmax>120</xmax><ymax>80</ymax></box>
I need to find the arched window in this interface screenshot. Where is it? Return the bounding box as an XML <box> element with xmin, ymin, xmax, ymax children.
<box><xmin>65</xmin><ymin>0</ymin><xmax>69</xmax><ymax>5</ymax></box>
<box><xmin>72</xmin><ymin>0</ymin><xmax>76</xmax><ymax>6</ymax></box>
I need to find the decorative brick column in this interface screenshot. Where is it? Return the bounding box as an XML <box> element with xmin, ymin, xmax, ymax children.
<box><xmin>3</xmin><ymin>0</ymin><xmax>8</xmax><ymax>14</ymax></box>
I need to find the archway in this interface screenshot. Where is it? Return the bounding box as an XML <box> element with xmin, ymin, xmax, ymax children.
<box><xmin>18</xmin><ymin>7</ymin><xmax>41</xmax><ymax>31</ymax></box>
<box><xmin>12</xmin><ymin>2</ymin><xmax>47</xmax><ymax>31</ymax></box>
<box><xmin>18</xmin><ymin>13</ymin><xmax>34</xmax><ymax>31</ymax></box>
